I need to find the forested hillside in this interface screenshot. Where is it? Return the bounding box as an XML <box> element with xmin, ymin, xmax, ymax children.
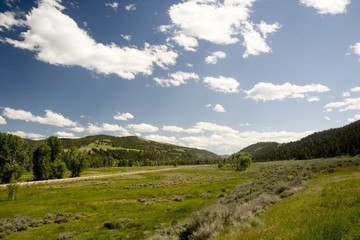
<box><xmin>27</xmin><ymin>135</ymin><xmax>221</xmax><ymax>166</ymax></box>
<box><xmin>240</xmin><ymin>120</ymin><xmax>360</xmax><ymax>162</ymax></box>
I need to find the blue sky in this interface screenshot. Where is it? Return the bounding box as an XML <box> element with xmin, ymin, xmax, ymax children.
<box><xmin>1</xmin><ymin>0</ymin><xmax>360</xmax><ymax>154</ymax></box>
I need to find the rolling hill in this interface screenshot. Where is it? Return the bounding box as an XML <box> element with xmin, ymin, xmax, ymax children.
<box><xmin>26</xmin><ymin>135</ymin><xmax>221</xmax><ymax>165</ymax></box>
<box><xmin>240</xmin><ymin>120</ymin><xmax>360</xmax><ymax>162</ymax></box>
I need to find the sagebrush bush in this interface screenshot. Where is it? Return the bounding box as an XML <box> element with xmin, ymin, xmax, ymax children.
<box><xmin>0</xmin><ymin>215</ymin><xmax>33</xmax><ymax>238</ymax></box>
<box><xmin>56</xmin><ymin>231</ymin><xmax>76</xmax><ymax>240</ymax></box>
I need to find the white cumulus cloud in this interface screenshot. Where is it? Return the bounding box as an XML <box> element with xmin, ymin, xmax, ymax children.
<box><xmin>154</xmin><ymin>71</ymin><xmax>199</xmax><ymax>87</ymax></box>
<box><xmin>145</xmin><ymin>135</ymin><xmax>178</xmax><ymax>145</ymax></box>
<box><xmin>307</xmin><ymin>96</ymin><xmax>320</xmax><ymax>102</ymax></box>
<box><xmin>114</xmin><ymin>112</ymin><xmax>134</xmax><ymax>121</ymax></box>
<box><xmin>163</xmin><ymin>125</ymin><xmax>202</xmax><ymax>134</ymax></box>
<box><xmin>177</xmin><ymin>121</ymin><xmax>314</xmax><ymax>154</ymax></box>
<box><xmin>351</xmin><ymin>42</ymin><xmax>360</xmax><ymax>58</ymax></box>
<box><xmin>68</xmin><ymin>126</ymin><xmax>86</xmax><ymax>133</ymax></box>
<box><xmin>171</xmin><ymin>33</ymin><xmax>198</xmax><ymax>52</ymax></box>
<box><xmin>213</xmin><ymin>104</ymin><xmax>226</xmax><ymax>112</ymax></box>
<box><xmin>125</xmin><ymin>4</ymin><xmax>136</xmax><ymax>11</ymax></box>
<box><xmin>205</xmin><ymin>51</ymin><xmax>226</xmax><ymax>64</ymax></box>
<box><xmin>54</xmin><ymin>131</ymin><xmax>76</xmax><ymax>138</ymax></box>
<box><xmin>203</xmin><ymin>76</ymin><xmax>240</xmax><ymax>93</ymax></box>
<box><xmin>324</xmin><ymin>98</ymin><xmax>360</xmax><ymax>112</ymax></box>
<box><xmin>2</xmin><ymin>0</ymin><xmax>177</xmax><ymax>80</ymax></box>
<box><xmin>350</xmin><ymin>87</ymin><xmax>360</xmax><ymax>92</ymax></box>
<box><xmin>127</xmin><ymin>123</ymin><xmax>159</xmax><ymax>133</ymax></box>
<box><xmin>166</xmin><ymin>0</ymin><xmax>280</xmax><ymax>57</ymax></box>
<box><xmin>3</xmin><ymin>107</ymin><xmax>77</xmax><ymax>127</ymax></box>
<box><xmin>245</xmin><ymin>82</ymin><xmax>330</xmax><ymax>101</ymax></box>
<box><xmin>300</xmin><ymin>0</ymin><xmax>351</xmax><ymax>15</ymax></box>
<box><xmin>348</xmin><ymin>114</ymin><xmax>360</xmax><ymax>122</ymax></box>
<box><xmin>0</xmin><ymin>116</ymin><xmax>6</xmax><ymax>124</ymax></box>
<box><xmin>87</xmin><ymin>123</ymin><xmax>129</xmax><ymax>135</ymax></box>
<box><xmin>9</xmin><ymin>131</ymin><xmax>45</xmax><ymax>140</ymax></box>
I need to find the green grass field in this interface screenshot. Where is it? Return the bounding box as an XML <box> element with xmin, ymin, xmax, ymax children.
<box><xmin>0</xmin><ymin>165</ymin><xmax>245</xmax><ymax>239</ymax></box>
<box><xmin>216</xmin><ymin>166</ymin><xmax>360</xmax><ymax>240</ymax></box>
<box><xmin>1</xmin><ymin>157</ymin><xmax>360</xmax><ymax>240</ymax></box>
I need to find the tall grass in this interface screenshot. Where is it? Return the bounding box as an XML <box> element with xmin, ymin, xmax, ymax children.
<box><xmin>150</xmin><ymin>157</ymin><xmax>360</xmax><ymax>239</ymax></box>
<box><xmin>215</xmin><ymin>164</ymin><xmax>360</xmax><ymax>240</ymax></box>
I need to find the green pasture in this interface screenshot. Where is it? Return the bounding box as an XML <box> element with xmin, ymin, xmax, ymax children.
<box><xmin>0</xmin><ymin>165</ymin><xmax>245</xmax><ymax>239</ymax></box>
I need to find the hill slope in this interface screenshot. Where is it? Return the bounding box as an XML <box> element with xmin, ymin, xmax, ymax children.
<box><xmin>27</xmin><ymin>135</ymin><xmax>221</xmax><ymax>165</ymax></box>
<box><xmin>240</xmin><ymin>120</ymin><xmax>360</xmax><ymax>161</ymax></box>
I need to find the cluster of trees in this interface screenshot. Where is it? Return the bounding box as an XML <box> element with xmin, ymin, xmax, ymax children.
<box><xmin>218</xmin><ymin>152</ymin><xmax>252</xmax><ymax>171</ymax></box>
<box><xmin>0</xmin><ymin>133</ymin><xmax>32</xmax><ymax>183</ymax></box>
<box><xmin>0</xmin><ymin>134</ymin><xmax>87</xmax><ymax>183</ymax></box>
<box><xmin>32</xmin><ymin>137</ymin><xmax>87</xmax><ymax>180</ymax></box>
<box><xmin>242</xmin><ymin>120</ymin><xmax>360</xmax><ymax>162</ymax></box>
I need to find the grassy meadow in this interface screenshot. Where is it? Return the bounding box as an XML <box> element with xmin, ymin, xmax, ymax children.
<box><xmin>216</xmin><ymin>166</ymin><xmax>360</xmax><ymax>240</ymax></box>
<box><xmin>1</xmin><ymin>157</ymin><xmax>360</xmax><ymax>239</ymax></box>
<box><xmin>0</xmin><ymin>165</ymin><xmax>245</xmax><ymax>239</ymax></box>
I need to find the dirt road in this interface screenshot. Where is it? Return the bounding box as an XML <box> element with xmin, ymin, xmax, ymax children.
<box><xmin>0</xmin><ymin>166</ymin><xmax>183</xmax><ymax>189</ymax></box>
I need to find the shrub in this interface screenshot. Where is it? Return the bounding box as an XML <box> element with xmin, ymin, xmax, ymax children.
<box><xmin>0</xmin><ymin>215</ymin><xmax>33</xmax><ymax>238</ymax></box>
<box><xmin>103</xmin><ymin>221</ymin><xmax>120</xmax><ymax>229</ymax></box>
<box><xmin>54</xmin><ymin>212</ymin><xmax>74</xmax><ymax>223</ymax></box>
<box><xmin>57</xmin><ymin>231</ymin><xmax>76</xmax><ymax>240</ymax></box>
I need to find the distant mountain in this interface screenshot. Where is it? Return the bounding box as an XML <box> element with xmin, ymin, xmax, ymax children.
<box><xmin>240</xmin><ymin>120</ymin><xmax>360</xmax><ymax>162</ymax></box>
<box><xmin>26</xmin><ymin>135</ymin><xmax>221</xmax><ymax>165</ymax></box>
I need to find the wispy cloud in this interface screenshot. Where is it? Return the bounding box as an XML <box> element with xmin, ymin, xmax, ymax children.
<box><xmin>120</xmin><ymin>34</ymin><xmax>132</xmax><ymax>42</ymax></box>
<box><xmin>0</xmin><ymin>11</ymin><xmax>24</xmax><ymax>31</ymax></box>
<box><xmin>154</xmin><ymin>71</ymin><xmax>199</xmax><ymax>87</ymax></box>
<box><xmin>105</xmin><ymin>2</ymin><xmax>119</xmax><ymax>11</ymax></box>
